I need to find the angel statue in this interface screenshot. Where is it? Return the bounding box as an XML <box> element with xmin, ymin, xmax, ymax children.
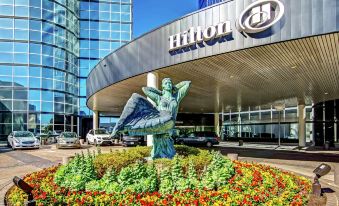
<box><xmin>112</xmin><ymin>78</ymin><xmax>191</xmax><ymax>159</ymax></box>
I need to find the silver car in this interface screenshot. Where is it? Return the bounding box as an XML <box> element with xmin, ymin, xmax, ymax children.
<box><xmin>7</xmin><ymin>131</ymin><xmax>40</xmax><ymax>150</ymax></box>
<box><xmin>56</xmin><ymin>132</ymin><xmax>81</xmax><ymax>149</ymax></box>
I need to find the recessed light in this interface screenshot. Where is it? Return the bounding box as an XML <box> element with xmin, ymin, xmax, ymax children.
<box><xmin>291</xmin><ymin>66</ymin><xmax>297</xmax><ymax>69</ymax></box>
<box><xmin>230</xmin><ymin>75</ymin><xmax>234</xmax><ymax>78</ymax></box>
<box><xmin>324</xmin><ymin>92</ymin><xmax>329</xmax><ymax>95</ymax></box>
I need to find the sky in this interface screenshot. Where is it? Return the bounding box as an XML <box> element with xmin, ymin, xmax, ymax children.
<box><xmin>132</xmin><ymin>0</ymin><xmax>198</xmax><ymax>38</ymax></box>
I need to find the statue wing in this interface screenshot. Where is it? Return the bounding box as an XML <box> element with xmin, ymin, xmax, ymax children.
<box><xmin>175</xmin><ymin>81</ymin><xmax>191</xmax><ymax>103</ymax></box>
<box><xmin>142</xmin><ymin>87</ymin><xmax>161</xmax><ymax>104</ymax></box>
<box><xmin>112</xmin><ymin>93</ymin><xmax>174</xmax><ymax>136</ymax></box>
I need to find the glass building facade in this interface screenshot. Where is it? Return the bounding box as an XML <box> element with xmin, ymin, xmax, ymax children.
<box><xmin>198</xmin><ymin>0</ymin><xmax>225</xmax><ymax>9</ymax></box>
<box><xmin>0</xmin><ymin>0</ymin><xmax>132</xmax><ymax>140</ymax></box>
<box><xmin>78</xmin><ymin>0</ymin><xmax>132</xmax><ymax>134</ymax></box>
<box><xmin>0</xmin><ymin>0</ymin><xmax>79</xmax><ymax>140</ymax></box>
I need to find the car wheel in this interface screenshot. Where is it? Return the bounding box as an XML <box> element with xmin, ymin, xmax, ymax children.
<box><xmin>94</xmin><ymin>139</ymin><xmax>97</xmax><ymax>146</ymax></box>
<box><xmin>206</xmin><ymin>142</ymin><xmax>213</xmax><ymax>148</ymax></box>
<box><xmin>7</xmin><ymin>141</ymin><xmax>10</xmax><ymax>147</ymax></box>
<box><xmin>86</xmin><ymin>138</ymin><xmax>90</xmax><ymax>145</ymax></box>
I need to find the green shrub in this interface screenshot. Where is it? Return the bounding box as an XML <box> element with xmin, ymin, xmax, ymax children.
<box><xmin>94</xmin><ymin>146</ymin><xmax>151</xmax><ymax>177</ymax></box>
<box><xmin>54</xmin><ymin>152</ymin><xmax>97</xmax><ymax>191</ymax></box>
<box><xmin>93</xmin><ymin>145</ymin><xmax>203</xmax><ymax>177</ymax></box>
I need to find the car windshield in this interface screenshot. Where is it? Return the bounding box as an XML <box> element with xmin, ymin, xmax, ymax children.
<box><xmin>14</xmin><ymin>131</ymin><xmax>34</xmax><ymax>138</ymax></box>
<box><xmin>62</xmin><ymin>132</ymin><xmax>76</xmax><ymax>138</ymax></box>
<box><xmin>95</xmin><ymin>129</ymin><xmax>108</xmax><ymax>135</ymax></box>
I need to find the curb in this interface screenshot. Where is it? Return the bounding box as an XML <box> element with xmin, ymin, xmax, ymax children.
<box><xmin>0</xmin><ymin>180</ymin><xmax>12</xmax><ymax>206</ymax></box>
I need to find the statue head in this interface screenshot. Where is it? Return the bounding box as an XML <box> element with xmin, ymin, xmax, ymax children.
<box><xmin>161</xmin><ymin>78</ymin><xmax>173</xmax><ymax>93</ymax></box>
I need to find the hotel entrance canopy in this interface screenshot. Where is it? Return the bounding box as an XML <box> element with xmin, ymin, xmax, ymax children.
<box><xmin>87</xmin><ymin>0</ymin><xmax>339</xmax><ymax>115</ymax></box>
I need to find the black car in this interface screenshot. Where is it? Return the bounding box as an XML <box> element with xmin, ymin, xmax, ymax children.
<box><xmin>121</xmin><ymin>135</ymin><xmax>145</xmax><ymax>147</ymax></box>
<box><xmin>175</xmin><ymin>131</ymin><xmax>219</xmax><ymax>147</ymax></box>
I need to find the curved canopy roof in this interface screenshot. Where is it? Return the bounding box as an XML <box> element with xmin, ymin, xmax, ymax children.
<box><xmin>87</xmin><ymin>0</ymin><xmax>339</xmax><ymax>115</ymax></box>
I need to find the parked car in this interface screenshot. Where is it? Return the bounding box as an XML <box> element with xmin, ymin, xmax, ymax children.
<box><xmin>175</xmin><ymin>131</ymin><xmax>219</xmax><ymax>147</ymax></box>
<box><xmin>56</xmin><ymin>132</ymin><xmax>81</xmax><ymax>149</ymax></box>
<box><xmin>86</xmin><ymin>128</ymin><xmax>113</xmax><ymax>145</ymax></box>
<box><xmin>7</xmin><ymin>131</ymin><xmax>40</xmax><ymax>150</ymax></box>
<box><xmin>121</xmin><ymin>135</ymin><xmax>145</xmax><ymax>147</ymax></box>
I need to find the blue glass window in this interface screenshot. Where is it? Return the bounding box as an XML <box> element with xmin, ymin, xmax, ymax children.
<box><xmin>15</xmin><ymin>0</ymin><xmax>28</xmax><ymax>6</ymax></box>
<box><xmin>121</xmin><ymin>24</ymin><xmax>130</xmax><ymax>31</ymax></box>
<box><xmin>42</xmin><ymin>68</ymin><xmax>53</xmax><ymax>79</ymax></box>
<box><xmin>121</xmin><ymin>32</ymin><xmax>130</xmax><ymax>40</ymax></box>
<box><xmin>30</xmin><ymin>20</ymin><xmax>41</xmax><ymax>31</ymax></box>
<box><xmin>121</xmin><ymin>13</ymin><xmax>130</xmax><ymax>22</ymax></box>
<box><xmin>29</xmin><ymin>101</ymin><xmax>40</xmax><ymax>111</ymax></box>
<box><xmin>15</xmin><ymin>19</ymin><xmax>28</xmax><ymax>29</ymax></box>
<box><xmin>42</xmin><ymin>33</ymin><xmax>53</xmax><ymax>44</ymax></box>
<box><xmin>41</xmin><ymin>114</ymin><xmax>53</xmax><ymax>124</ymax></box>
<box><xmin>29</xmin><ymin>0</ymin><xmax>41</xmax><ymax>8</ymax></box>
<box><xmin>29</xmin><ymin>77</ymin><xmax>41</xmax><ymax>88</ymax></box>
<box><xmin>14</xmin><ymin>66</ymin><xmax>28</xmax><ymax>76</ymax></box>
<box><xmin>29</xmin><ymin>7</ymin><xmax>41</xmax><ymax>18</ymax></box>
<box><xmin>42</xmin><ymin>0</ymin><xmax>54</xmax><ymax>11</ymax></box>
<box><xmin>13</xmin><ymin>90</ymin><xmax>27</xmax><ymax>99</ymax></box>
<box><xmin>80</xmin><ymin>2</ymin><xmax>89</xmax><ymax>10</ymax></box>
<box><xmin>30</xmin><ymin>43</ymin><xmax>41</xmax><ymax>54</ymax></box>
<box><xmin>0</xmin><ymin>42</ymin><xmax>13</xmax><ymax>52</ymax></box>
<box><xmin>54</xmin><ymin>103</ymin><xmax>64</xmax><ymax>113</ymax></box>
<box><xmin>0</xmin><ymin>0</ymin><xmax>14</xmax><ymax>4</ymax></box>
<box><xmin>0</xmin><ymin>53</ymin><xmax>13</xmax><ymax>63</ymax></box>
<box><xmin>42</xmin><ymin>56</ymin><xmax>53</xmax><ymax>67</ymax></box>
<box><xmin>54</xmin><ymin>92</ymin><xmax>65</xmax><ymax>103</ymax></box>
<box><xmin>54</xmin><ymin>81</ymin><xmax>64</xmax><ymax>91</ymax></box>
<box><xmin>0</xmin><ymin>66</ymin><xmax>12</xmax><ymax>76</ymax></box>
<box><xmin>42</xmin><ymin>91</ymin><xmax>53</xmax><ymax>101</ymax></box>
<box><xmin>30</xmin><ymin>31</ymin><xmax>41</xmax><ymax>41</ymax></box>
<box><xmin>99</xmin><ymin>12</ymin><xmax>110</xmax><ymax>20</ymax></box>
<box><xmin>13</xmin><ymin>101</ymin><xmax>27</xmax><ymax>111</ymax></box>
<box><xmin>111</xmin><ymin>4</ymin><xmax>120</xmax><ymax>12</ymax></box>
<box><xmin>121</xmin><ymin>5</ymin><xmax>130</xmax><ymax>13</ymax></box>
<box><xmin>14</xmin><ymin>29</ymin><xmax>28</xmax><ymax>40</ymax></box>
<box><xmin>14</xmin><ymin>54</ymin><xmax>28</xmax><ymax>63</ymax></box>
<box><xmin>0</xmin><ymin>88</ymin><xmax>12</xmax><ymax>99</ymax></box>
<box><xmin>100</xmin><ymin>3</ymin><xmax>110</xmax><ymax>12</ymax></box>
<box><xmin>0</xmin><ymin>29</ymin><xmax>13</xmax><ymax>39</ymax></box>
<box><xmin>111</xmin><ymin>13</ymin><xmax>120</xmax><ymax>21</ymax></box>
<box><xmin>0</xmin><ymin>76</ymin><xmax>12</xmax><ymax>86</ymax></box>
<box><xmin>0</xmin><ymin>18</ymin><xmax>13</xmax><ymax>28</ymax></box>
<box><xmin>42</xmin><ymin>79</ymin><xmax>53</xmax><ymax>89</ymax></box>
<box><xmin>42</xmin><ymin>10</ymin><xmax>53</xmax><ymax>21</ymax></box>
<box><xmin>111</xmin><ymin>32</ymin><xmax>120</xmax><ymax>39</ymax></box>
<box><xmin>29</xmin><ymin>90</ymin><xmax>40</xmax><ymax>100</ymax></box>
<box><xmin>29</xmin><ymin>67</ymin><xmax>40</xmax><ymax>77</ymax></box>
<box><xmin>14</xmin><ymin>42</ymin><xmax>28</xmax><ymax>53</ymax></box>
<box><xmin>29</xmin><ymin>54</ymin><xmax>41</xmax><ymax>65</ymax></box>
<box><xmin>13</xmin><ymin>77</ymin><xmax>28</xmax><ymax>87</ymax></box>
<box><xmin>42</xmin><ymin>102</ymin><xmax>53</xmax><ymax>112</ymax></box>
<box><xmin>0</xmin><ymin>5</ymin><xmax>14</xmax><ymax>15</ymax></box>
<box><xmin>15</xmin><ymin>6</ymin><xmax>29</xmax><ymax>16</ymax></box>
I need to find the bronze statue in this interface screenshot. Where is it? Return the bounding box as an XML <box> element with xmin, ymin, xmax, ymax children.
<box><xmin>112</xmin><ymin>78</ymin><xmax>191</xmax><ymax>159</ymax></box>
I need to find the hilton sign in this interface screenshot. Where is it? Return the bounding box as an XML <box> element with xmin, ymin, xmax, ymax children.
<box><xmin>169</xmin><ymin>0</ymin><xmax>285</xmax><ymax>51</ymax></box>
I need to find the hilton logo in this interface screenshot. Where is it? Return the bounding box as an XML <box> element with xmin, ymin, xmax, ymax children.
<box><xmin>236</xmin><ymin>0</ymin><xmax>285</xmax><ymax>34</ymax></box>
<box><xmin>169</xmin><ymin>0</ymin><xmax>284</xmax><ymax>51</ymax></box>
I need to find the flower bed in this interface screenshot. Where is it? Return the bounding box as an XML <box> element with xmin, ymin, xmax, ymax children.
<box><xmin>7</xmin><ymin>146</ymin><xmax>311</xmax><ymax>206</ymax></box>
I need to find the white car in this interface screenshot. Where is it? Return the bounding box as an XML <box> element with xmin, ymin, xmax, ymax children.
<box><xmin>7</xmin><ymin>131</ymin><xmax>40</xmax><ymax>150</ymax></box>
<box><xmin>86</xmin><ymin>129</ymin><xmax>113</xmax><ymax>145</ymax></box>
<box><xmin>56</xmin><ymin>132</ymin><xmax>81</xmax><ymax>149</ymax></box>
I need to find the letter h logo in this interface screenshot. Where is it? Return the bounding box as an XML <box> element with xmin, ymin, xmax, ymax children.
<box><xmin>250</xmin><ymin>2</ymin><xmax>271</xmax><ymax>27</ymax></box>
